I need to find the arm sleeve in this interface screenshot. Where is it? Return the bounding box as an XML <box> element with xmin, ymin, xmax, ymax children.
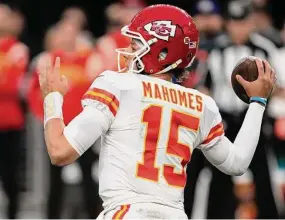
<box><xmin>63</xmin><ymin>106</ymin><xmax>109</xmax><ymax>155</ymax></box>
<box><xmin>201</xmin><ymin>102</ymin><xmax>265</xmax><ymax>175</ymax></box>
<box><xmin>63</xmin><ymin>71</ymin><xmax>121</xmax><ymax>155</ymax></box>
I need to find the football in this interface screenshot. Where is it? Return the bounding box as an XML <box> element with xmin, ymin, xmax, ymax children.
<box><xmin>231</xmin><ymin>56</ymin><xmax>260</xmax><ymax>104</ymax></box>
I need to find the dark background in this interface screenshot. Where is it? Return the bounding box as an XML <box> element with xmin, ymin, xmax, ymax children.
<box><xmin>2</xmin><ymin>0</ymin><xmax>284</xmax><ymax>57</ymax></box>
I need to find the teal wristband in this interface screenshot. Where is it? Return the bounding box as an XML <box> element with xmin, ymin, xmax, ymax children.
<box><xmin>250</xmin><ymin>97</ymin><xmax>267</xmax><ymax>106</ymax></box>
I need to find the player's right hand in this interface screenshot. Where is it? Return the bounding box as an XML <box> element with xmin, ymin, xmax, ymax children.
<box><xmin>39</xmin><ymin>56</ymin><xmax>68</xmax><ymax>99</ymax></box>
<box><xmin>236</xmin><ymin>58</ymin><xmax>277</xmax><ymax>99</ymax></box>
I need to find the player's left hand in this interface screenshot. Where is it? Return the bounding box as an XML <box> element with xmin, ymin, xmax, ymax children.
<box><xmin>39</xmin><ymin>56</ymin><xmax>68</xmax><ymax>98</ymax></box>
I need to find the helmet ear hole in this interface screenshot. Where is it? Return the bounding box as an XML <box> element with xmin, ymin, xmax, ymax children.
<box><xmin>158</xmin><ymin>48</ymin><xmax>168</xmax><ymax>61</ymax></box>
<box><xmin>136</xmin><ymin>60</ymin><xmax>142</xmax><ymax>69</ymax></box>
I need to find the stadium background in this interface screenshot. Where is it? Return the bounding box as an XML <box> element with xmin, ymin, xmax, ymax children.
<box><xmin>0</xmin><ymin>0</ymin><xmax>285</xmax><ymax>218</ymax></box>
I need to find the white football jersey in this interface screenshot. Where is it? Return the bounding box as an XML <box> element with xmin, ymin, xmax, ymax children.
<box><xmin>81</xmin><ymin>70</ymin><xmax>224</xmax><ymax>211</ymax></box>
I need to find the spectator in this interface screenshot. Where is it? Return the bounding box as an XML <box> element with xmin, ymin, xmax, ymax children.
<box><xmin>27</xmin><ymin>21</ymin><xmax>101</xmax><ymax>218</ymax></box>
<box><xmin>0</xmin><ymin>3</ymin><xmax>29</xmax><ymax>219</ymax></box>
<box><xmin>251</xmin><ymin>0</ymin><xmax>283</xmax><ymax>47</ymax></box>
<box><xmin>92</xmin><ymin>1</ymin><xmax>142</xmax><ymax>72</ymax></box>
<box><xmin>59</xmin><ymin>6</ymin><xmax>94</xmax><ymax>52</ymax></box>
<box><xmin>192</xmin><ymin>0</ymin><xmax>223</xmax><ymax>51</ymax></box>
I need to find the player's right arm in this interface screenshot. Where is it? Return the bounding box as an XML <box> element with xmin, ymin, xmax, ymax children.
<box><xmin>39</xmin><ymin>57</ymin><xmax>120</xmax><ymax>166</ymax></box>
<box><xmin>199</xmin><ymin>58</ymin><xmax>276</xmax><ymax>175</ymax></box>
<box><xmin>63</xmin><ymin>71</ymin><xmax>120</xmax><ymax>156</ymax></box>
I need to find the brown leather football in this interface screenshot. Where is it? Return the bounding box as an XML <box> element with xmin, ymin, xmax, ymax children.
<box><xmin>231</xmin><ymin>56</ymin><xmax>260</xmax><ymax>104</ymax></box>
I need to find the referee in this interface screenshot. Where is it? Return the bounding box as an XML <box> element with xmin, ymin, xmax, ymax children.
<box><xmin>185</xmin><ymin>1</ymin><xmax>281</xmax><ymax>218</ymax></box>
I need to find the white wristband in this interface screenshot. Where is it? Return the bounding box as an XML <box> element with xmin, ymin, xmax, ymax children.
<box><xmin>44</xmin><ymin>92</ymin><xmax>63</xmax><ymax>128</ymax></box>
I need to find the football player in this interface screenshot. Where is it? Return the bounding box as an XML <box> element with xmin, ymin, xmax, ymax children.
<box><xmin>39</xmin><ymin>4</ymin><xmax>276</xmax><ymax>219</ymax></box>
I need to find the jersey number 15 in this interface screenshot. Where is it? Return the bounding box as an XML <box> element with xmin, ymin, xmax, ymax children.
<box><xmin>136</xmin><ymin>105</ymin><xmax>200</xmax><ymax>188</ymax></box>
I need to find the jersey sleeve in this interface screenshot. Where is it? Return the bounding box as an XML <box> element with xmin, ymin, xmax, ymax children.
<box><xmin>81</xmin><ymin>71</ymin><xmax>121</xmax><ymax>127</ymax></box>
<box><xmin>198</xmin><ymin>96</ymin><xmax>225</xmax><ymax>149</ymax></box>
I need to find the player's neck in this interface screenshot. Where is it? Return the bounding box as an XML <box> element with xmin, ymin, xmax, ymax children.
<box><xmin>152</xmin><ymin>73</ymin><xmax>172</xmax><ymax>82</ymax></box>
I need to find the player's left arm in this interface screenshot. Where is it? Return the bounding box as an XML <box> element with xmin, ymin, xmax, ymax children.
<box><xmin>199</xmin><ymin>101</ymin><xmax>265</xmax><ymax>176</ymax></box>
<box><xmin>199</xmin><ymin>59</ymin><xmax>275</xmax><ymax>175</ymax></box>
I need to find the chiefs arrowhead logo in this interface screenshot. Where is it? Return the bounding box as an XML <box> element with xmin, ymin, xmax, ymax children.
<box><xmin>144</xmin><ymin>21</ymin><xmax>177</xmax><ymax>41</ymax></box>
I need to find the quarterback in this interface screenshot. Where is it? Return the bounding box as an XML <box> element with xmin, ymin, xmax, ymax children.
<box><xmin>39</xmin><ymin>4</ymin><xmax>276</xmax><ymax>219</ymax></box>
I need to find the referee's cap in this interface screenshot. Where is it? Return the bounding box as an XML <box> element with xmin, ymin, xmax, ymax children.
<box><xmin>192</xmin><ymin>0</ymin><xmax>221</xmax><ymax>16</ymax></box>
<box><xmin>226</xmin><ymin>0</ymin><xmax>252</xmax><ymax>20</ymax></box>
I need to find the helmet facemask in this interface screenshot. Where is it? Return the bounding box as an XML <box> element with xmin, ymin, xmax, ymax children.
<box><xmin>115</xmin><ymin>26</ymin><xmax>152</xmax><ymax>73</ymax></box>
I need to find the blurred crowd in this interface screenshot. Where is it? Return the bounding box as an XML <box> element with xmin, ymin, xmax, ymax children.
<box><xmin>0</xmin><ymin>0</ymin><xmax>285</xmax><ymax>219</ymax></box>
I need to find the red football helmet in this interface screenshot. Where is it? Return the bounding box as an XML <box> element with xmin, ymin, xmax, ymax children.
<box><xmin>116</xmin><ymin>4</ymin><xmax>199</xmax><ymax>74</ymax></box>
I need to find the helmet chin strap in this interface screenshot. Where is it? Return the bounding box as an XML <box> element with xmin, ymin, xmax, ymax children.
<box><xmin>154</xmin><ymin>59</ymin><xmax>183</xmax><ymax>75</ymax></box>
